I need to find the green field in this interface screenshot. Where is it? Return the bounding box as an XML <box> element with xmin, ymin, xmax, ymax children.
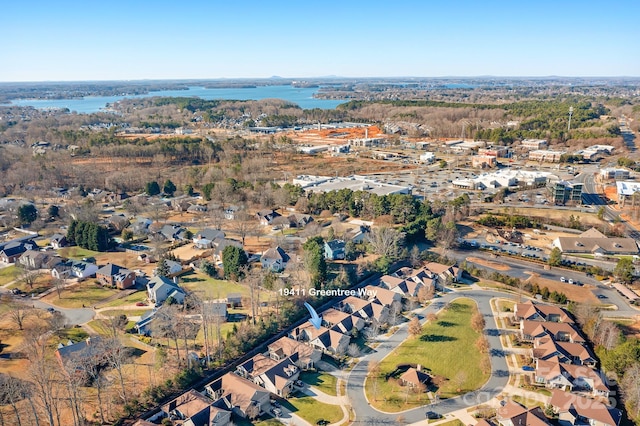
<box><xmin>58</xmin><ymin>247</ymin><xmax>99</xmax><ymax>260</ymax></box>
<box><xmin>300</xmin><ymin>370</ymin><xmax>338</xmax><ymax>396</ymax></box>
<box><xmin>366</xmin><ymin>298</ymin><xmax>490</xmax><ymax>411</ymax></box>
<box><xmin>100</xmin><ymin>291</ymin><xmax>148</xmax><ymax>308</ymax></box>
<box><xmin>49</xmin><ymin>284</ymin><xmax>119</xmax><ymax>308</ymax></box>
<box><xmin>0</xmin><ymin>265</ymin><xmax>17</xmax><ymax>286</ymax></box>
<box><xmin>281</xmin><ymin>394</ymin><xmax>343</xmax><ymax>425</ymax></box>
<box><xmin>179</xmin><ymin>271</ymin><xmax>250</xmax><ymax>299</ymax></box>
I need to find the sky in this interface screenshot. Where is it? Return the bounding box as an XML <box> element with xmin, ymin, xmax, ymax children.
<box><xmin>1</xmin><ymin>0</ymin><xmax>639</xmax><ymax>82</ymax></box>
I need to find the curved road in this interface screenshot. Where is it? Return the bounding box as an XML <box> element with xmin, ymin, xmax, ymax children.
<box><xmin>347</xmin><ymin>289</ymin><xmax>510</xmax><ymax>424</ymax></box>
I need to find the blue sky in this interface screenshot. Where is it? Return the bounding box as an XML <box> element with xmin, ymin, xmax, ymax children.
<box><xmin>2</xmin><ymin>0</ymin><xmax>638</xmax><ymax>81</ymax></box>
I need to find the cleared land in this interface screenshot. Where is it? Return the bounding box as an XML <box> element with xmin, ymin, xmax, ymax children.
<box><xmin>365</xmin><ymin>298</ymin><xmax>490</xmax><ymax>411</ymax></box>
<box><xmin>466</xmin><ymin>256</ymin><xmax>510</xmax><ymax>271</ymax></box>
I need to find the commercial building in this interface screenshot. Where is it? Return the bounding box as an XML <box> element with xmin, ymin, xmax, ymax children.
<box><xmin>600</xmin><ymin>168</ymin><xmax>630</xmax><ymax>180</ymax></box>
<box><xmin>529</xmin><ymin>150</ymin><xmax>566</xmax><ymax>163</ymax></box>
<box><xmin>295</xmin><ymin>175</ymin><xmax>411</xmax><ymax>196</ymax></box>
<box><xmin>521</xmin><ymin>139</ymin><xmax>548</xmax><ymax>150</ymax></box>
<box><xmin>616</xmin><ymin>181</ymin><xmax>640</xmax><ymax>207</ymax></box>
<box><xmin>548</xmin><ymin>181</ymin><xmax>583</xmax><ymax>205</ymax></box>
<box><xmin>471</xmin><ymin>155</ymin><xmax>497</xmax><ymax>169</ymax></box>
<box><xmin>478</xmin><ymin>146</ymin><xmax>509</xmax><ymax>158</ymax></box>
<box><xmin>452</xmin><ymin>169</ymin><xmax>556</xmax><ymax>191</ymax></box>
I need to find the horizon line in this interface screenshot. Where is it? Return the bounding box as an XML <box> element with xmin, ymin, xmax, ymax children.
<box><xmin>2</xmin><ymin>75</ymin><xmax>640</xmax><ymax>84</ymax></box>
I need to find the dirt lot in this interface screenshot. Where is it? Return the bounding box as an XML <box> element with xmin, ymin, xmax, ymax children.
<box><xmin>525</xmin><ymin>272</ymin><xmax>598</xmax><ymax>304</ymax></box>
<box><xmin>466</xmin><ymin>256</ymin><xmax>510</xmax><ymax>271</ymax></box>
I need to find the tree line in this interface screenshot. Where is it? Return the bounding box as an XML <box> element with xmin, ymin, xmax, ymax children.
<box><xmin>66</xmin><ymin>220</ymin><xmax>112</xmax><ymax>252</ymax></box>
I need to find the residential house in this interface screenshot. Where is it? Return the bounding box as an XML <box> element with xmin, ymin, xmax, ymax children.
<box><xmin>345</xmin><ymin>225</ymin><xmax>369</xmax><ymax>244</ymax></box>
<box><xmin>237</xmin><ymin>354</ymin><xmax>300</xmax><ymax>397</ymax></box>
<box><xmin>496</xmin><ymin>400</ymin><xmax>552</xmax><ymax>426</ymax></box>
<box><xmin>204</xmin><ymin>372</ymin><xmax>271</xmax><ymax>420</ymax></box>
<box><xmin>291</xmin><ymin>324</ymin><xmax>351</xmax><ymax>355</ymax></box>
<box><xmin>147</xmin><ymin>276</ymin><xmax>186</xmax><ymax>305</ymax></box>
<box><xmin>256</xmin><ymin>209</ymin><xmax>281</xmax><ymax>226</ymax></box>
<box><xmin>131</xmin><ymin>217</ymin><xmax>153</xmax><ymax>235</ymax></box>
<box><xmin>55</xmin><ymin>337</ymin><xmax>105</xmax><ymax>371</ymax></box>
<box><xmin>378</xmin><ymin>275</ymin><xmax>405</xmax><ymax>290</ymax></box>
<box><xmin>224</xmin><ymin>206</ymin><xmax>240</xmax><ymax>220</ymax></box>
<box><xmin>159</xmin><ymin>224</ymin><xmax>189</xmax><ymax>242</ymax></box>
<box><xmin>161</xmin><ymin>389</ymin><xmax>231</xmax><ymax>426</ymax></box>
<box><xmin>339</xmin><ymin>296</ymin><xmax>389</xmax><ymax>324</ymax></box>
<box><xmin>162</xmin><ymin>259</ymin><xmax>184</xmax><ymax>276</ymax></box>
<box><xmin>17</xmin><ymin>250</ymin><xmax>62</xmax><ymax>270</ymax></box>
<box><xmin>51</xmin><ymin>259</ymin><xmax>99</xmax><ymax>280</ymax></box>
<box><xmin>193</xmin><ymin>229</ymin><xmax>226</xmax><ymax>249</ymax></box>
<box><xmin>50</xmin><ymin>234</ymin><xmax>67</xmax><ymax>249</ymax></box>
<box><xmin>399</xmin><ymin>366</ymin><xmax>430</xmax><ymax>390</ymax></box>
<box><xmin>134</xmin><ymin>309</ymin><xmax>158</xmax><ymax>335</ymax></box>
<box><xmin>424</xmin><ymin>262</ymin><xmax>462</xmax><ymax>284</ymax></box>
<box><xmin>0</xmin><ymin>239</ymin><xmax>38</xmax><ymax>264</ymax></box>
<box><xmin>211</xmin><ymin>239</ymin><xmax>244</xmax><ymax>263</ymax></box>
<box><xmin>514</xmin><ymin>301</ymin><xmax>574</xmax><ymax>323</ymax></box>
<box><xmin>267</xmin><ymin>336</ymin><xmax>322</xmax><ymax>370</ymax></box>
<box><xmin>96</xmin><ymin>263</ymin><xmax>136</xmax><ymax>289</ymax></box>
<box><xmin>324</xmin><ymin>239</ymin><xmax>346</xmax><ymax>260</ymax></box>
<box><xmin>552</xmin><ymin>228</ymin><xmax>639</xmax><ymax>256</ymax></box>
<box><xmin>363</xmin><ymin>285</ymin><xmax>403</xmax><ymax>307</ymax></box>
<box><xmin>550</xmin><ymin>389</ymin><xmax>622</xmax><ymax>426</ymax></box>
<box><xmin>287</xmin><ymin>213</ymin><xmax>313</xmax><ymax>228</ymax></box>
<box><xmin>520</xmin><ymin>321</ymin><xmax>585</xmax><ymax>344</ymax></box>
<box><xmin>321</xmin><ymin>308</ymin><xmax>365</xmax><ymax>335</ymax></box>
<box><xmin>532</xmin><ymin>337</ymin><xmax>597</xmax><ymax>367</ymax></box>
<box><xmin>108</xmin><ymin>214</ymin><xmax>129</xmax><ymax>231</ymax></box>
<box><xmin>187</xmin><ymin>203</ymin><xmax>208</xmax><ymax>214</ymax></box>
<box><xmin>534</xmin><ymin>359</ymin><xmax>609</xmax><ymax>398</ymax></box>
<box><xmin>260</xmin><ymin>246</ymin><xmax>290</xmax><ymax>272</ymax></box>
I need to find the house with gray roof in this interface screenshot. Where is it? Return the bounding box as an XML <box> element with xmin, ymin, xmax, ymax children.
<box><xmin>260</xmin><ymin>246</ymin><xmax>290</xmax><ymax>272</ymax></box>
<box><xmin>147</xmin><ymin>276</ymin><xmax>186</xmax><ymax>305</ymax></box>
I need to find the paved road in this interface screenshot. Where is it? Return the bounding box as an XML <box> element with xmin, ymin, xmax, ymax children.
<box><xmin>346</xmin><ymin>289</ymin><xmax>510</xmax><ymax>424</ymax></box>
<box><xmin>449</xmin><ymin>249</ymin><xmax>639</xmax><ymax>318</ymax></box>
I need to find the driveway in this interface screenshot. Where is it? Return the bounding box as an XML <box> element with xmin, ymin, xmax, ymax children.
<box><xmin>346</xmin><ymin>289</ymin><xmax>511</xmax><ymax>423</ymax></box>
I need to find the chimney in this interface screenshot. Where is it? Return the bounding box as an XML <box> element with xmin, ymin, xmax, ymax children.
<box><xmin>365</xmin><ymin>127</ymin><xmax>368</xmax><ymax>139</ymax></box>
<box><xmin>417</xmin><ymin>364</ymin><xmax>422</xmax><ymax>372</ymax></box>
<box><xmin>86</xmin><ymin>337</ymin><xmax>92</xmax><ymax>346</ymax></box>
<box><xmin>173</xmin><ymin>276</ymin><xmax>179</xmax><ymax>285</ymax></box>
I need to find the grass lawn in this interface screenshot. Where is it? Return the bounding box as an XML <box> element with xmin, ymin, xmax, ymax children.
<box><xmin>0</xmin><ymin>265</ymin><xmax>17</xmax><ymax>286</ymax></box>
<box><xmin>87</xmin><ymin>319</ymin><xmax>111</xmax><ymax>336</ymax></box>
<box><xmin>54</xmin><ymin>326</ymin><xmax>89</xmax><ymax>344</ymax></box>
<box><xmin>235</xmin><ymin>418</ymin><xmax>284</xmax><ymax>426</ymax></box>
<box><xmin>58</xmin><ymin>247</ymin><xmax>99</xmax><ymax>260</ymax></box>
<box><xmin>48</xmin><ymin>283</ymin><xmax>119</xmax><ymax>308</ymax></box>
<box><xmin>281</xmin><ymin>394</ymin><xmax>343</xmax><ymax>425</ymax></box>
<box><xmin>99</xmin><ymin>309</ymin><xmax>151</xmax><ymax>318</ymax></box>
<box><xmin>8</xmin><ymin>273</ymin><xmax>54</xmax><ymax>295</ymax></box>
<box><xmin>512</xmin><ymin>395</ymin><xmax>546</xmax><ymax>409</ymax></box>
<box><xmin>300</xmin><ymin>370</ymin><xmax>338</xmax><ymax>396</ymax></box>
<box><xmin>366</xmin><ymin>298</ymin><xmax>490</xmax><ymax>412</ymax></box>
<box><xmin>436</xmin><ymin>421</ymin><xmax>465</xmax><ymax>426</ymax></box>
<box><xmin>179</xmin><ymin>271</ymin><xmax>250</xmax><ymax>300</ymax></box>
<box><xmin>100</xmin><ymin>291</ymin><xmax>148</xmax><ymax>308</ymax></box>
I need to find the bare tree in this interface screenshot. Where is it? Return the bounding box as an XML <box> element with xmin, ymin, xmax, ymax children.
<box><xmin>347</xmin><ymin>343</ymin><xmax>360</xmax><ymax>358</ymax></box>
<box><xmin>3</xmin><ymin>297</ymin><xmax>33</xmax><ymax>331</ymax></box>
<box><xmin>230</xmin><ymin>211</ymin><xmax>258</xmax><ymax>246</ymax></box>
<box><xmin>417</xmin><ymin>284</ymin><xmax>434</xmax><ymax>304</ymax></box>
<box><xmin>622</xmin><ymin>363</ymin><xmax>640</xmax><ymax>420</ymax></box>
<box><xmin>22</xmin><ymin>327</ymin><xmax>61</xmax><ymax>426</ymax></box>
<box><xmin>408</xmin><ymin>317</ymin><xmax>422</xmax><ymax>337</ymax></box>
<box><xmin>387</xmin><ymin>301</ymin><xmax>403</xmax><ymax>326</ymax></box>
<box><xmin>368</xmin><ymin>227</ymin><xmax>402</xmax><ymax>258</ymax></box>
<box><xmin>368</xmin><ymin>361</ymin><xmax>381</xmax><ymax>401</ymax></box>
<box><xmin>102</xmin><ymin>338</ymin><xmax>131</xmax><ymax>404</ymax></box>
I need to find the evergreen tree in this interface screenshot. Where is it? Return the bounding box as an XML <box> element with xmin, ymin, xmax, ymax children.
<box><xmin>303</xmin><ymin>236</ymin><xmax>327</xmax><ymax>290</ymax></box>
<box><xmin>163</xmin><ymin>179</ymin><xmax>176</xmax><ymax>196</ymax></box>
<box><xmin>222</xmin><ymin>245</ymin><xmax>247</xmax><ymax>281</ymax></box>
<box><xmin>18</xmin><ymin>204</ymin><xmax>38</xmax><ymax>224</ymax></box>
<box><xmin>145</xmin><ymin>181</ymin><xmax>161</xmax><ymax>196</ymax></box>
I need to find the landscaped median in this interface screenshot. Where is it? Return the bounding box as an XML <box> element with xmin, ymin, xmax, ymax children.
<box><xmin>365</xmin><ymin>298</ymin><xmax>491</xmax><ymax>412</ymax></box>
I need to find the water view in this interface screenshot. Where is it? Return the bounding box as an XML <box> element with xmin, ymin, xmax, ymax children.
<box><xmin>8</xmin><ymin>85</ymin><xmax>347</xmax><ymax>113</ymax></box>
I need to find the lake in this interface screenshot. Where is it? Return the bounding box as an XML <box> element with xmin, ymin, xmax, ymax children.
<box><xmin>8</xmin><ymin>85</ymin><xmax>347</xmax><ymax>113</ymax></box>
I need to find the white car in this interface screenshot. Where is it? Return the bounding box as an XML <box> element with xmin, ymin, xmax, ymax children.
<box><xmin>560</xmin><ymin>277</ymin><xmax>566</xmax><ymax>282</ymax></box>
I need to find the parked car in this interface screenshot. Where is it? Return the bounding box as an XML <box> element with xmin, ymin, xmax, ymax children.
<box><xmin>294</xmin><ymin>380</ymin><xmax>304</xmax><ymax>387</ymax></box>
<box><xmin>425</xmin><ymin>411</ymin><xmax>442</xmax><ymax>420</ymax></box>
<box><xmin>560</xmin><ymin>277</ymin><xmax>566</xmax><ymax>282</ymax></box>
<box><xmin>135</xmin><ymin>301</ymin><xmax>147</xmax><ymax>306</ymax></box>
<box><xmin>522</xmin><ymin>366</ymin><xmax>535</xmax><ymax>371</ymax></box>
<box><xmin>271</xmin><ymin>408</ymin><xmax>282</xmax><ymax>417</ymax></box>
<box><xmin>568</xmin><ymin>279</ymin><xmax>574</xmax><ymax>285</ymax></box>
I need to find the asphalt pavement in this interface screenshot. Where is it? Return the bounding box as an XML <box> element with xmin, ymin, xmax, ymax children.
<box><xmin>347</xmin><ymin>289</ymin><xmax>510</xmax><ymax>424</ymax></box>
